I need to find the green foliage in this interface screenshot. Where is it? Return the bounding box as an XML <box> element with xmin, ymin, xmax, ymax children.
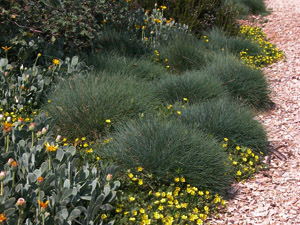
<box><xmin>0</xmin><ymin>55</ymin><xmax>89</xmax><ymax>115</ymax></box>
<box><xmin>177</xmin><ymin>98</ymin><xmax>268</xmax><ymax>154</ymax></box>
<box><xmin>113</xmin><ymin>167</ymin><xmax>227</xmax><ymax>224</ymax></box>
<box><xmin>0</xmin><ymin>112</ymin><xmax>119</xmax><ymax>225</ymax></box>
<box><xmin>43</xmin><ymin>72</ymin><xmax>158</xmax><ymax>140</ymax></box>
<box><xmin>201</xmin><ymin>53</ymin><xmax>273</xmax><ymax>110</ymax></box>
<box><xmin>85</xmin><ymin>53</ymin><xmax>167</xmax><ymax>81</ymax></box>
<box><xmin>205</xmin><ymin>27</ymin><xmax>263</xmax><ymax>56</ymax></box>
<box><xmin>234</xmin><ymin>0</ymin><xmax>267</xmax><ymax>15</ymax></box>
<box><xmin>103</xmin><ymin>117</ymin><xmax>234</xmax><ymax>195</ymax></box>
<box><xmin>157</xmin><ymin>33</ymin><xmax>211</xmax><ymax>73</ymax></box>
<box><xmin>155</xmin><ymin>70</ymin><xmax>227</xmax><ymax>104</ymax></box>
<box><xmin>96</xmin><ymin>30</ymin><xmax>151</xmax><ymax>57</ymax></box>
<box><xmin>137</xmin><ymin>0</ymin><xmax>241</xmax><ymax>35</ymax></box>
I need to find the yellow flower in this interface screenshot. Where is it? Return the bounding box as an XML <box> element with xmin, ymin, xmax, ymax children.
<box><xmin>198</xmin><ymin>191</ymin><xmax>204</xmax><ymax>196</ymax></box>
<box><xmin>38</xmin><ymin>53</ymin><xmax>42</xmax><ymax>57</ymax></box>
<box><xmin>138</xmin><ymin>166</ymin><xmax>143</xmax><ymax>172</ymax></box>
<box><xmin>174</xmin><ymin>177</ymin><xmax>179</xmax><ymax>182</ymax></box>
<box><xmin>105</xmin><ymin>119</ymin><xmax>111</xmax><ymax>124</ymax></box>
<box><xmin>158</xmin><ymin>205</ymin><xmax>164</xmax><ymax>211</ymax></box>
<box><xmin>38</xmin><ymin>200</ymin><xmax>49</xmax><ymax>210</ymax></box>
<box><xmin>237</xmin><ymin>170</ymin><xmax>242</xmax><ymax>176</ymax></box>
<box><xmin>204</xmin><ymin>205</ymin><xmax>209</xmax><ymax>213</ymax></box>
<box><xmin>129</xmin><ymin>217</ymin><xmax>136</xmax><ymax>221</ymax></box>
<box><xmin>232</xmin><ymin>161</ymin><xmax>238</xmax><ymax>165</ymax></box>
<box><xmin>236</xmin><ymin>146</ymin><xmax>241</xmax><ymax>151</ymax></box>
<box><xmin>104</xmin><ymin>139</ymin><xmax>110</xmax><ymax>144</ymax></box>
<box><xmin>155</xmin><ymin>192</ymin><xmax>161</xmax><ymax>197</ymax></box>
<box><xmin>2</xmin><ymin>46</ymin><xmax>12</xmax><ymax>52</ymax></box>
<box><xmin>224</xmin><ymin>137</ymin><xmax>228</xmax><ymax>142</ymax></box>
<box><xmin>181</xmin><ymin>215</ymin><xmax>187</xmax><ymax>220</ymax></box>
<box><xmin>45</xmin><ymin>142</ymin><xmax>59</xmax><ymax>152</ymax></box>
<box><xmin>180</xmin><ymin>177</ymin><xmax>185</xmax><ymax>182</ymax></box>
<box><xmin>160</xmin><ymin>5</ymin><xmax>167</xmax><ymax>10</ymax></box>
<box><xmin>153</xmin><ymin>212</ymin><xmax>160</xmax><ymax>219</ymax></box>
<box><xmin>52</xmin><ymin>59</ymin><xmax>60</xmax><ymax>66</ymax></box>
<box><xmin>129</xmin><ymin>196</ymin><xmax>135</xmax><ymax>202</ymax></box>
<box><xmin>138</xmin><ymin>179</ymin><xmax>143</xmax><ymax>185</ymax></box>
<box><xmin>101</xmin><ymin>214</ymin><xmax>107</xmax><ymax>220</ymax></box>
<box><xmin>176</xmin><ymin>111</ymin><xmax>181</xmax><ymax>115</ymax></box>
<box><xmin>140</xmin><ymin>208</ymin><xmax>145</xmax><ymax>214</ymax></box>
<box><xmin>183</xmin><ymin>97</ymin><xmax>188</xmax><ymax>102</ymax></box>
<box><xmin>167</xmin><ymin>104</ymin><xmax>173</xmax><ymax>109</ymax></box>
<box><xmin>128</xmin><ymin>173</ymin><xmax>134</xmax><ymax>178</ymax></box>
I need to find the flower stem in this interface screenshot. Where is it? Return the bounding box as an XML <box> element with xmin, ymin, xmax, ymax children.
<box><xmin>31</xmin><ymin>131</ymin><xmax>34</xmax><ymax>149</ymax></box>
<box><xmin>38</xmin><ymin>187</ymin><xmax>41</xmax><ymax>212</ymax></box>
<box><xmin>0</xmin><ymin>181</ymin><xmax>3</xmax><ymax>196</ymax></box>
<box><xmin>17</xmin><ymin>210</ymin><xmax>23</xmax><ymax>225</ymax></box>
<box><xmin>49</xmin><ymin>154</ymin><xmax>52</xmax><ymax>170</ymax></box>
<box><xmin>42</xmin><ymin>213</ymin><xmax>45</xmax><ymax>225</ymax></box>
<box><xmin>12</xmin><ymin>171</ymin><xmax>15</xmax><ymax>190</ymax></box>
<box><xmin>6</xmin><ymin>135</ymin><xmax>9</xmax><ymax>153</ymax></box>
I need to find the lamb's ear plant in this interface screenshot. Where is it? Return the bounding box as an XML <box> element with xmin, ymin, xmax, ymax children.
<box><xmin>0</xmin><ymin>112</ymin><xmax>119</xmax><ymax>225</ymax></box>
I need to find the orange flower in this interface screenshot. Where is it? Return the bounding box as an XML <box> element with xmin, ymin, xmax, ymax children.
<box><xmin>3</xmin><ymin>121</ymin><xmax>13</xmax><ymax>132</ymax></box>
<box><xmin>0</xmin><ymin>213</ymin><xmax>7</xmax><ymax>222</ymax></box>
<box><xmin>39</xmin><ymin>200</ymin><xmax>49</xmax><ymax>209</ymax></box>
<box><xmin>37</xmin><ymin>176</ymin><xmax>44</xmax><ymax>183</ymax></box>
<box><xmin>45</xmin><ymin>142</ymin><xmax>59</xmax><ymax>152</ymax></box>
<box><xmin>1</xmin><ymin>46</ymin><xmax>11</xmax><ymax>52</ymax></box>
<box><xmin>11</xmin><ymin>161</ymin><xmax>18</xmax><ymax>167</ymax></box>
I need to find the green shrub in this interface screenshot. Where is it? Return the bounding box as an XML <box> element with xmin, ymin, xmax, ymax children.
<box><xmin>234</xmin><ymin>0</ymin><xmax>267</xmax><ymax>15</ymax></box>
<box><xmin>43</xmin><ymin>72</ymin><xmax>158</xmax><ymax>140</ymax></box>
<box><xmin>201</xmin><ymin>53</ymin><xmax>272</xmax><ymax>110</ymax></box>
<box><xmin>137</xmin><ymin>0</ymin><xmax>241</xmax><ymax>35</ymax></box>
<box><xmin>205</xmin><ymin>27</ymin><xmax>263</xmax><ymax>56</ymax></box>
<box><xmin>103</xmin><ymin>117</ymin><xmax>234</xmax><ymax>195</ymax></box>
<box><xmin>155</xmin><ymin>70</ymin><xmax>227</xmax><ymax>104</ymax></box>
<box><xmin>85</xmin><ymin>53</ymin><xmax>167</xmax><ymax>81</ymax></box>
<box><xmin>177</xmin><ymin>98</ymin><xmax>268</xmax><ymax>154</ymax></box>
<box><xmin>157</xmin><ymin>33</ymin><xmax>212</xmax><ymax>73</ymax></box>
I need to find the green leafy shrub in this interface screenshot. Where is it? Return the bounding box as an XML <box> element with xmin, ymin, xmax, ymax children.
<box><xmin>155</xmin><ymin>70</ymin><xmax>227</xmax><ymax>104</ymax></box>
<box><xmin>157</xmin><ymin>33</ymin><xmax>212</xmax><ymax>73</ymax></box>
<box><xmin>136</xmin><ymin>0</ymin><xmax>241</xmax><ymax>35</ymax></box>
<box><xmin>205</xmin><ymin>27</ymin><xmax>263</xmax><ymax>56</ymax></box>
<box><xmin>201</xmin><ymin>53</ymin><xmax>273</xmax><ymax>110</ymax></box>
<box><xmin>103</xmin><ymin>117</ymin><xmax>234</xmax><ymax>195</ymax></box>
<box><xmin>0</xmin><ymin>112</ymin><xmax>119</xmax><ymax>225</ymax></box>
<box><xmin>113</xmin><ymin>167</ymin><xmax>227</xmax><ymax>224</ymax></box>
<box><xmin>43</xmin><ymin>72</ymin><xmax>158</xmax><ymax>140</ymax></box>
<box><xmin>177</xmin><ymin>98</ymin><xmax>268</xmax><ymax>154</ymax></box>
<box><xmin>0</xmin><ymin>55</ymin><xmax>89</xmax><ymax>115</ymax></box>
<box><xmin>85</xmin><ymin>53</ymin><xmax>167</xmax><ymax>81</ymax></box>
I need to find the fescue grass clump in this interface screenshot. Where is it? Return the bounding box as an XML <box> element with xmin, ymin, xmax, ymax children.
<box><xmin>43</xmin><ymin>72</ymin><xmax>158</xmax><ymax>140</ymax></box>
<box><xmin>157</xmin><ymin>32</ymin><xmax>212</xmax><ymax>73</ymax></box>
<box><xmin>103</xmin><ymin>117</ymin><xmax>234</xmax><ymax>195</ymax></box>
<box><xmin>235</xmin><ymin>0</ymin><xmax>267</xmax><ymax>16</ymax></box>
<box><xmin>155</xmin><ymin>70</ymin><xmax>227</xmax><ymax>104</ymax></box>
<box><xmin>177</xmin><ymin>98</ymin><xmax>268</xmax><ymax>154</ymax></box>
<box><xmin>206</xmin><ymin>27</ymin><xmax>263</xmax><ymax>56</ymax></box>
<box><xmin>86</xmin><ymin>53</ymin><xmax>167</xmax><ymax>81</ymax></box>
<box><xmin>201</xmin><ymin>53</ymin><xmax>272</xmax><ymax>110</ymax></box>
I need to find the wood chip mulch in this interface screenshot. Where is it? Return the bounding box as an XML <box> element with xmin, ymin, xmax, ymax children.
<box><xmin>209</xmin><ymin>0</ymin><xmax>300</xmax><ymax>224</ymax></box>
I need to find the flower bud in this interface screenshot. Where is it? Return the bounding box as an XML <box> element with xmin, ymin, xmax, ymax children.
<box><xmin>7</xmin><ymin>158</ymin><xmax>14</xmax><ymax>165</ymax></box>
<box><xmin>41</xmin><ymin>127</ymin><xmax>47</xmax><ymax>135</ymax></box>
<box><xmin>28</xmin><ymin>123</ymin><xmax>36</xmax><ymax>131</ymax></box>
<box><xmin>55</xmin><ymin>135</ymin><xmax>62</xmax><ymax>142</ymax></box>
<box><xmin>0</xmin><ymin>171</ymin><xmax>6</xmax><ymax>181</ymax></box>
<box><xmin>36</xmin><ymin>131</ymin><xmax>42</xmax><ymax>138</ymax></box>
<box><xmin>26</xmin><ymin>74</ymin><xmax>29</xmax><ymax>79</ymax></box>
<box><xmin>106</xmin><ymin>174</ymin><xmax>113</xmax><ymax>182</ymax></box>
<box><xmin>17</xmin><ymin>117</ymin><xmax>24</xmax><ymax>125</ymax></box>
<box><xmin>11</xmin><ymin>161</ymin><xmax>18</xmax><ymax>171</ymax></box>
<box><xmin>37</xmin><ymin>176</ymin><xmax>44</xmax><ymax>186</ymax></box>
<box><xmin>20</xmin><ymin>64</ymin><xmax>24</xmax><ymax>70</ymax></box>
<box><xmin>0</xmin><ymin>114</ymin><xmax>3</xmax><ymax>120</ymax></box>
<box><xmin>6</xmin><ymin>116</ymin><xmax>11</xmax><ymax>122</ymax></box>
<box><xmin>16</xmin><ymin>198</ymin><xmax>26</xmax><ymax>210</ymax></box>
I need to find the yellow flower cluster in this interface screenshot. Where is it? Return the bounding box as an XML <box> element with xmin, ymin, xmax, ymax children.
<box><xmin>239</xmin><ymin>25</ymin><xmax>284</xmax><ymax>69</ymax></box>
<box><xmin>114</xmin><ymin>167</ymin><xmax>226</xmax><ymax>224</ymax></box>
<box><xmin>222</xmin><ymin>137</ymin><xmax>264</xmax><ymax>181</ymax></box>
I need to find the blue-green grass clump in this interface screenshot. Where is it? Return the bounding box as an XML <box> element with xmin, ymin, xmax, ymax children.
<box><xmin>43</xmin><ymin>72</ymin><xmax>158</xmax><ymax>140</ymax></box>
<box><xmin>201</xmin><ymin>53</ymin><xmax>273</xmax><ymax>110</ymax></box>
<box><xmin>155</xmin><ymin>70</ymin><xmax>227</xmax><ymax>104</ymax></box>
<box><xmin>177</xmin><ymin>98</ymin><xmax>268</xmax><ymax>154</ymax></box>
<box><xmin>103</xmin><ymin>117</ymin><xmax>234</xmax><ymax>195</ymax></box>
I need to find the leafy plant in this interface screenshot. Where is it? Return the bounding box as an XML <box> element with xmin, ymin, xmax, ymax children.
<box><xmin>176</xmin><ymin>98</ymin><xmax>268</xmax><ymax>154</ymax></box>
<box><xmin>102</xmin><ymin>117</ymin><xmax>234</xmax><ymax>195</ymax></box>
<box><xmin>0</xmin><ymin>112</ymin><xmax>119</xmax><ymax>225</ymax></box>
<box><xmin>43</xmin><ymin>72</ymin><xmax>158</xmax><ymax>140</ymax></box>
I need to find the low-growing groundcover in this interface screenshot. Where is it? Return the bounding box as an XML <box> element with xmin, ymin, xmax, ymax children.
<box><xmin>43</xmin><ymin>72</ymin><xmax>159</xmax><ymax>140</ymax></box>
<box><xmin>201</xmin><ymin>53</ymin><xmax>273</xmax><ymax>110</ymax></box>
<box><xmin>102</xmin><ymin>117</ymin><xmax>234</xmax><ymax>195</ymax></box>
<box><xmin>155</xmin><ymin>70</ymin><xmax>228</xmax><ymax>104</ymax></box>
<box><xmin>176</xmin><ymin>98</ymin><xmax>268</xmax><ymax>154</ymax></box>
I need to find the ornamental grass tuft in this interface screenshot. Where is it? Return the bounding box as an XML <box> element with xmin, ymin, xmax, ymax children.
<box><xmin>177</xmin><ymin>98</ymin><xmax>268</xmax><ymax>154</ymax></box>
<box><xmin>43</xmin><ymin>72</ymin><xmax>158</xmax><ymax>140</ymax></box>
<box><xmin>103</xmin><ymin>117</ymin><xmax>234</xmax><ymax>195</ymax></box>
<box><xmin>157</xmin><ymin>32</ymin><xmax>212</xmax><ymax>73</ymax></box>
<box><xmin>155</xmin><ymin>70</ymin><xmax>227</xmax><ymax>104</ymax></box>
<box><xmin>201</xmin><ymin>53</ymin><xmax>273</xmax><ymax>110</ymax></box>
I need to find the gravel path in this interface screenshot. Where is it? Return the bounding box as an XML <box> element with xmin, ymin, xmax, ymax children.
<box><xmin>210</xmin><ymin>0</ymin><xmax>300</xmax><ymax>224</ymax></box>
